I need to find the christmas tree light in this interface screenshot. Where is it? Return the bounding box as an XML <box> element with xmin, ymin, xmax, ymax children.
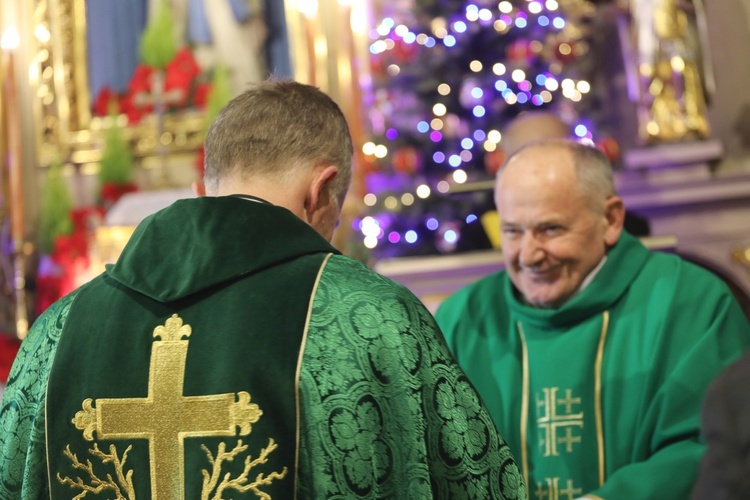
<box><xmin>361</xmin><ymin>0</ymin><xmax>610</xmax><ymax>258</ymax></box>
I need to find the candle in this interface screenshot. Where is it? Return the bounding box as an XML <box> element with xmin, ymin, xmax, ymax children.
<box><xmin>2</xmin><ymin>27</ymin><xmax>27</xmax><ymax>339</ymax></box>
<box><xmin>2</xmin><ymin>27</ymin><xmax>23</xmax><ymax>245</ymax></box>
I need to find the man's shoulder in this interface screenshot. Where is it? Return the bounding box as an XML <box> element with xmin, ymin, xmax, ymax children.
<box><xmin>638</xmin><ymin>249</ymin><xmax>732</xmax><ymax>292</ymax></box>
<box><xmin>320</xmin><ymin>254</ymin><xmax>421</xmax><ymax>301</ymax></box>
<box><xmin>434</xmin><ymin>271</ymin><xmax>510</xmax><ymax>342</ymax></box>
<box><xmin>438</xmin><ymin>270</ymin><xmax>507</xmax><ymax>316</ymax></box>
<box><xmin>34</xmin><ymin>288</ymin><xmax>80</xmax><ymax>331</ymax></box>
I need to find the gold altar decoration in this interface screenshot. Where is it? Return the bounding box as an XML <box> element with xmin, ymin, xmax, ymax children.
<box><xmin>621</xmin><ymin>0</ymin><xmax>714</xmax><ymax>143</ymax></box>
<box><xmin>28</xmin><ymin>0</ymin><xmax>206</xmax><ymax>172</ymax></box>
<box><xmin>731</xmin><ymin>246</ymin><xmax>750</xmax><ymax>276</ymax></box>
<box><xmin>284</xmin><ymin>0</ymin><xmax>374</xmax><ymax>252</ymax></box>
<box><xmin>29</xmin><ymin>0</ymin><xmax>374</xmax><ymax>173</ymax></box>
<box><xmin>1</xmin><ymin>1</ymin><xmax>30</xmax><ymax>339</ymax></box>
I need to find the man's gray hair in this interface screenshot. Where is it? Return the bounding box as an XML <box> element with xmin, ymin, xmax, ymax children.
<box><xmin>501</xmin><ymin>139</ymin><xmax>617</xmax><ymax>211</ymax></box>
<box><xmin>204</xmin><ymin>80</ymin><xmax>353</xmax><ymax>202</ymax></box>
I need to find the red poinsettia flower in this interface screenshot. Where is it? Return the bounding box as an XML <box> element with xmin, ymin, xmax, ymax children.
<box><xmin>101</xmin><ymin>182</ymin><xmax>139</xmax><ymax>209</ymax></box>
<box><xmin>52</xmin><ymin>232</ymin><xmax>87</xmax><ymax>265</ymax></box>
<box><xmin>128</xmin><ymin>64</ymin><xmax>154</xmax><ymax>95</ymax></box>
<box><xmin>35</xmin><ymin>273</ymin><xmax>64</xmax><ymax>316</ymax></box>
<box><xmin>0</xmin><ymin>334</ymin><xmax>21</xmax><ymax>383</ymax></box>
<box><xmin>165</xmin><ymin>48</ymin><xmax>202</xmax><ymax>108</ymax></box>
<box><xmin>123</xmin><ymin>64</ymin><xmax>156</xmax><ymax>123</ymax></box>
<box><xmin>70</xmin><ymin>206</ymin><xmax>106</xmax><ymax>233</ymax></box>
<box><xmin>93</xmin><ymin>87</ymin><xmax>117</xmax><ymax>117</ymax></box>
<box><xmin>193</xmin><ymin>82</ymin><xmax>211</xmax><ymax>109</ymax></box>
<box><xmin>120</xmin><ymin>92</ymin><xmax>154</xmax><ymax>124</ymax></box>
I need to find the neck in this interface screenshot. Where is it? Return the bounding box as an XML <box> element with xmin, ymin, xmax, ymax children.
<box><xmin>213</xmin><ymin>177</ymin><xmax>308</xmax><ymax>219</ymax></box>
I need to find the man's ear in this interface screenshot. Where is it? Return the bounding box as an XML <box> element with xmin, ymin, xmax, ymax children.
<box><xmin>603</xmin><ymin>196</ymin><xmax>625</xmax><ymax>246</ymax></box>
<box><xmin>305</xmin><ymin>165</ymin><xmax>339</xmax><ymax>218</ymax></box>
<box><xmin>192</xmin><ymin>180</ymin><xmax>207</xmax><ymax>197</ymax></box>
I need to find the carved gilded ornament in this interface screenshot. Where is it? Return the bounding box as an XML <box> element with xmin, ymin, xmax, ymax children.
<box><xmin>31</xmin><ymin>0</ymin><xmax>206</xmax><ymax>168</ymax></box>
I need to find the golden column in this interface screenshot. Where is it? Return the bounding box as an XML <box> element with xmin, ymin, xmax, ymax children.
<box><xmin>1</xmin><ymin>0</ymin><xmax>29</xmax><ymax>339</ymax></box>
<box><xmin>284</xmin><ymin>0</ymin><xmax>374</xmax><ymax>253</ymax></box>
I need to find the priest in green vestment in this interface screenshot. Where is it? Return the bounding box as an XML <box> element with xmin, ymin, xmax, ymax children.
<box><xmin>435</xmin><ymin>140</ymin><xmax>750</xmax><ymax>499</ymax></box>
<box><xmin>0</xmin><ymin>81</ymin><xmax>525</xmax><ymax>499</ymax></box>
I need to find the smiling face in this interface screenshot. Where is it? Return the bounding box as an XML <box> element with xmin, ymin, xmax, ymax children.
<box><xmin>495</xmin><ymin>144</ymin><xmax>623</xmax><ymax>308</ymax></box>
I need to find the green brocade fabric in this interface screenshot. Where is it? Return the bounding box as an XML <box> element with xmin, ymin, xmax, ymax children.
<box><xmin>300</xmin><ymin>255</ymin><xmax>525</xmax><ymax>498</ymax></box>
<box><xmin>0</xmin><ymin>294</ymin><xmax>77</xmax><ymax>498</ymax></box>
<box><xmin>0</xmin><ymin>196</ymin><xmax>526</xmax><ymax>499</ymax></box>
<box><xmin>436</xmin><ymin>231</ymin><xmax>750</xmax><ymax>499</ymax></box>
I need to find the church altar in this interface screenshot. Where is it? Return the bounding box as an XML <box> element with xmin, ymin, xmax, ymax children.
<box><xmin>3</xmin><ymin>0</ymin><xmax>750</xmax><ymax>341</ymax></box>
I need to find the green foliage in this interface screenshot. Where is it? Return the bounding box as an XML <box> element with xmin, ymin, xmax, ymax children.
<box><xmin>99</xmin><ymin>120</ymin><xmax>135</xmax><ymax>186</ymax></box>
<box><xmin>205</xmin><ymin>63</ymin><xmax>232</xmax><ymax>133</ymax></box>
<box><xmin>140</xmin><ymin>0</ymin><xmax>176</xmax><ymax>70</ymax></box>
<box><xmin>38</xmin><ymin>161</ymin><xmax>74</xmax><ymax>254</ymax></box>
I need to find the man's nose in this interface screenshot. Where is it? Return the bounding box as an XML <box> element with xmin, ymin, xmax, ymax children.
<box><xmin>519</xmin><ymin>233</ymin><xmax>544</xmax><ymax>267</ymax></box>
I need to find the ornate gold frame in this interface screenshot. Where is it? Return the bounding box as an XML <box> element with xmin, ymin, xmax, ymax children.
<box><xmin>31</xmin><ymin>0</ymin><xmax>206</xmax><ymax>170</ymax></box>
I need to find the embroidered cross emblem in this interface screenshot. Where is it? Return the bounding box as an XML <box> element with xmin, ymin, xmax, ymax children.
<box><xmin>534</xmin><ymin>478</ymin><xmax>582</xmax><ymax>500</ymax></box>
<box><xmin>536</xmin><ymin>387</ymin><xmax>584</xmax><ymax>457</ymax></box>
<box><xmin>72</xmin><ymin>314</ymin><xmax>262</xmax><ymax>499</ymax></box>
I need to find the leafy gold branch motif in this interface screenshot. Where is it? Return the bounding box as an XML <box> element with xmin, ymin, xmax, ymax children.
<box><xmin>201</xmin><ymin>439</ymin><xmax>288</xmax><ymax>500</ymax></box>
<box><xmin>57</xmin><ymin>443</ymin><xmax>136</xmax><ymax>499</ymax></box>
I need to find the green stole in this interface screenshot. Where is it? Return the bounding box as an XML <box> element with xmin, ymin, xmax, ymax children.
<box><xmin>45</xmin><ymin>196</ymin><xmax>335</xmax><ymax>499</ymax></box>
<box><xmin>508</xmin><ymin>232</ymin><xmax>649</xmax><ymax>497</ymax></box>
<box><xmin>518</xmin><ymin>311</ymin><xmax>609</xmax><ymax>498</ymax></box>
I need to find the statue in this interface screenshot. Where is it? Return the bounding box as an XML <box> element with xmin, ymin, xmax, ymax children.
<box><xmin>621</xmin><ymin>0</ymin><xmax>714</xmax><ymax>143</ymax></box>
<box><xmin>149</xmin><ymin>0</ymin><xmax>268</xmax><ymax>95</ymax></box>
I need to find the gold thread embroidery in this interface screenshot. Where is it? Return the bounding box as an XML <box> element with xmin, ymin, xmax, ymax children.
<box><xmin>594</xmin><ymin>311</ymin><xmax>610</xmax><ymax>486</ymax></box>
<box><xmin>153</xmin><ymin>313</ymin><xmax>192</xmax><ymax>341</ymax></box>
<box><xmin>536</xmin><ymin>387</ymin><xmax>584</xmax><ymax>457</ymax></box>
<box><xmin>65</xmin><ymin>314</ymin><xmax>286</xmax><ymax>499</ymax></box>
<box><xmin>200</xmin><ymin>439</ymin><xmax>288</xmax><ymax>500</ymax></box>
<box><xmin>533</xmin><ymin>477</ymin><xmax>583</xmax><ymax>500</ymax></box>
<box><xmin>57</xmin><ymin>443</ymin><xmax>136</xmax><ymax>499</ymax></box>
<box><xmin>517</xmin><ymin>321</ymin><xmax>530</xmax><ymax>488</ymax></box>
<box><xmin>73</xmin><ymin>398</ymin><xmax>96</xmax><ymax>441</ymax></box>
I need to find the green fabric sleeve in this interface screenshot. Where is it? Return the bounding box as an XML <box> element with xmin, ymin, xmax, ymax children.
<box><xmin>298</xmin><ymin>255</ymin><xmax>526</xmax><ymax>499</ymax></box>
<box><xmin>590</xmin><ymin>283</ymin><xmax>750</xmax><ymax>499</ymax></box>
<box><xmin>0</xmin><ymin>292</ymin><xmax>77</xmax><ymax>499</ymax></box>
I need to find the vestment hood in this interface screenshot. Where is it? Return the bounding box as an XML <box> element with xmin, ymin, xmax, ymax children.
<box><xmin>107</xmin><ymin>196</ymin><xmax>338</xmax><ymax>302</ymax></box>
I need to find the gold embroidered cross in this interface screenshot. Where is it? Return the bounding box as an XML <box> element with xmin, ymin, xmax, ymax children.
<box><xmin>73</xmin><ymin>314</ymin><xmax>261</xmax><ymax>499</ymax></box>
<box><xmin>533</xmin><ymin>478</ymin><xmax>582</xmax><ymax>500</ymax></box>
<box><xmin>556</xmin><ymin>426</ymin><xmax>582</xmax><ymax>453</ymax></box>
<box><xmin>536</xmin><ymin>387</ymin><xmax>584</xmax><ymax>457</ymax></box>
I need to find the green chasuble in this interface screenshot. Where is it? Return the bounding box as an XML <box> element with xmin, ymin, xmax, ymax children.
<box><xmin>0</xmin><ymin>196</ymin><xmax>525</xmax><ymax>499</ymax></box>
<box><xmin>435</xmin><ymin>231</ymin><xmax>750</xmax><ymax>499</ymax></box>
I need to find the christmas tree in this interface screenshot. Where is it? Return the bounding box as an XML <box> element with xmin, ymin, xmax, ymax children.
<box><xmin>359</xmin><ymin>0</ymin><xmax>609</xmax><ymax>258</ymax></box>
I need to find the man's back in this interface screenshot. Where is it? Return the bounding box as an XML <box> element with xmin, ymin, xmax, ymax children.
<box><xmin>1</xmin><ymin>196</ymin><xmax>525</xmax><ymax>498</ymax></box>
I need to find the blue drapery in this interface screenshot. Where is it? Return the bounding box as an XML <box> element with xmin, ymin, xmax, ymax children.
<box><xmin>264</xmin><ymin>0</ymin><xmax>292</xmax><ymax>78</ymax></box>
<box><xmin>86</xmin><ymin>0</ymin><xmax>148</xmax><ymax>99</ymax></box>
<box><xmin>85</xmin><ymin>0</ymin><xmax>293</xmax><ymax>106</ymax></box>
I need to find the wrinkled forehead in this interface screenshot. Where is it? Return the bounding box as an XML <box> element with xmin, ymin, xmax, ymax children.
<box><xmin>497</xmin><ymin>146</ymin><xmax>576</xmax><ymax>194</ymax></box>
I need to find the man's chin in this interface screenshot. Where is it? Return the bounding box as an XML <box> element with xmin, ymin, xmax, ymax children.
<box><xmin>521</xmin><ymin>287</ymin><xmax>567</xmax><ymax>309</ymax></box>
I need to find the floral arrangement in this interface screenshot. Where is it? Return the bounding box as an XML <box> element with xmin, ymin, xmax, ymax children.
<box><xmin>92</xmin><ymin>0</ymin><xmax>210</xmax><ymax>124</ymax></box>
<box><xmin>34</xmin><ymin>0</ymin><xmax>221</xmax><ymax>317</ymax></box>
<box><xmin>36</xmin><ymin>206</ymin><xmax>106</xmax><ymax>315</ymax></box>
<box><xmin>93</xmin><ymin>48</ymin><xmax>211</xmax><ymax>124</ymax></box>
